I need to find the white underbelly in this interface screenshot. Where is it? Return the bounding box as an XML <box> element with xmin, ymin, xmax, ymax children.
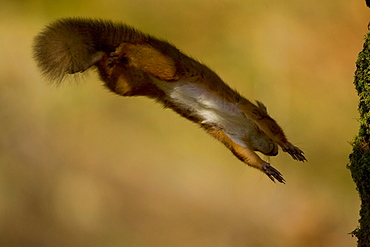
<box><xmin>153</xmin><ymin>80</ymin><xmax>257</xmax><ymax>147</ymax></box>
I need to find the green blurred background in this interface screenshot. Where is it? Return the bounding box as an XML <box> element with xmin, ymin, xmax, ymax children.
<box><xmin>0</xmin><ymin>0</ymin><xmax>367</xmax><ymax>246</ymax></box>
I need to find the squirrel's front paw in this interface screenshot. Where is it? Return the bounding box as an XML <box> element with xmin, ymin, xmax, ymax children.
<box><xmin>281</xmin><ymin>143</ymin><xmax>306</xmax><ymax>162</ymax></box>
<box><xmin>262</xmin><ymin>163</ymin><xmax>285</xmax><ymax>184</ymax></box>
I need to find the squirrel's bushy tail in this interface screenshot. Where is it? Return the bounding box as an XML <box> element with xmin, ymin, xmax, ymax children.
<box><xmin>33</xmin><ymin>18</ymin><xmax>147</xmax><ymax>82</ymax></box>
<box><xmin>33</xmin><ymin>18</ymin><xmax>102</xmax><ymax>82</ymax></box>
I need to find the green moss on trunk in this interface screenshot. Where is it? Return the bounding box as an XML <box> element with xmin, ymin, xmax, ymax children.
<box><xmin>348</xmin><ymin>31</ymin><xmax>370</xmax><ymax>246</ymax></box>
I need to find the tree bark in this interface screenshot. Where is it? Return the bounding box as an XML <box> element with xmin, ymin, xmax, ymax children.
<box><xmin>348</xmin><ymin>30</ymin><xmax>370</xmax><ymax>246</ymax></box>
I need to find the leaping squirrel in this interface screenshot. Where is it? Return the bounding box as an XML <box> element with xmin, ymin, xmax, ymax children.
<box><xmin>33</xmin><ymin>18</ymin><xmax>306</xmax><ymax>183</ymax></box>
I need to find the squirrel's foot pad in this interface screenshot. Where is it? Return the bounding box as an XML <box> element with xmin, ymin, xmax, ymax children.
<box><xmin>281</xmin><ymin>143</ymin><xmax>306</xmax><ymax>162</ymax></box>
<box><xmin>108</xmin><ymin>52</ymin><xmax>119</xmax><ymax>68</ymax></box>
<box><xmin>108</xmin><ymin>45</ymin><xmax>128</xmax><ymax>68</ymax></box>
<box><xmin>262</xmin><ymin>163</ymin><xmax>285</xmax><ymax>184</ymax></box>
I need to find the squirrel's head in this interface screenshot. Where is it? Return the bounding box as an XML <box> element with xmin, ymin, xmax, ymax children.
<box><xmin>249</xmin><ymin>128</ymin><xmax>278</xmax><ymax>156</ymax></box>
<box><xmin>248</xmin><ymin>101</ymin><xmax>278</xmax><ymax>156</ymax></box>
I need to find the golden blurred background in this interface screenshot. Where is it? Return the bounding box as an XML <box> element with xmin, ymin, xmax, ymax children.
<box><xmin>0</xmin><ymin>0</ymin><xmax>368</xmax><ymax>246</ymax></box>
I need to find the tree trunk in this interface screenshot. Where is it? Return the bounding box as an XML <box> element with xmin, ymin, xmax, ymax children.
<box><xmin>348</xmin><ymin>29</ymin><xmax>370</xmax><ymax>246</ymax></box>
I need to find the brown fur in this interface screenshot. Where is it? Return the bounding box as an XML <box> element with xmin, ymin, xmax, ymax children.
<box><xmin>33</xmin><ymin>18</ymin><xmax>306</xmax><ymax>183</ymax></box>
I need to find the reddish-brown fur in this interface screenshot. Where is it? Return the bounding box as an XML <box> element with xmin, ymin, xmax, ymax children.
<box><xmin>33</xmin><ymin>18</ymin><xmax>306</xmax><ymax>183</ymax></box>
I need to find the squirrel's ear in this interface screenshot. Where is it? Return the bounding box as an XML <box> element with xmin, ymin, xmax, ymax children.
<box><xmin>255</xmin><ymin>100</ymin><xmax>268</xmax><ymax>114</ymax></box>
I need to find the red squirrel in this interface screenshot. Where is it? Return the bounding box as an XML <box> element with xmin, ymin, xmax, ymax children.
<box><xmin>33</xmin><ymin>18</ymin><xmax>306</xmax><ymax>183</ymax></box>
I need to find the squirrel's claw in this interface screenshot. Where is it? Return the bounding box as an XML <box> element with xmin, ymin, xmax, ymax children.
<box><xmin>282</xmin><ymin>143</ymin><xmax>306</xmax><ymax>162</ymax></box>
<box><xmin>262</xmin><ymin>163</ymin><xmax>285</xmax><ymax>184</ymax></box>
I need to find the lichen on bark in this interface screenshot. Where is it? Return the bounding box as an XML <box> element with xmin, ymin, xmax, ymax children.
<box><xmin>348</xmin><ymin>30</ymin><xmax>370</xmax><ymax>246</ymax></box>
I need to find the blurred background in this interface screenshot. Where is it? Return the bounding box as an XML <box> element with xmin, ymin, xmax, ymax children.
<box><xmin>0</xmin><ymin>0</ymin><xmax>367</xmax><ymax>246</ymax></box>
